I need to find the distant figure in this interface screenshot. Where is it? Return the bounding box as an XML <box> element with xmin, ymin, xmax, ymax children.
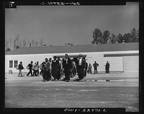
<box><xmin>105</xmin><ymin>61</ymin><xmax>110</xmax><ymax>73</ymax></box>
<box><xmin>93</xmin><ymin>61</ymin><xmax>99</xmax><ymax>74</ymax></box>
<box><xmin>17</xmin><ymin>62</ymin><xmax>24</xmax><ymax>77</ymax></box>
<box><xmin>27</xmin><ymin>61</ymin><xmax>33</xmax><ymax>76</ymax></box>
<box><xmin>88</xmin><ymin>63</ymin><xmax>92</xmax><ymax>74</ymax></box>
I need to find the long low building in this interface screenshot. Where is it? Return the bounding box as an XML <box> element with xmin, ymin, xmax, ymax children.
<box><xmin>5</xmin><ymin>43</ymin><xmax>139</xmax><ymax>73</ymax></box>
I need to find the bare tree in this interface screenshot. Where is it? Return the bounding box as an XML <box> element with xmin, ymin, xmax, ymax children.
<box><xmin>15</xmin><ymin>35</ymin><xmax>20</xmax><ymax>46</ymax></box>
<box><xmin>5</xmin><ymin>38</ymin><xmax>9</xmax><ymax>50</ymax></box>
<box><xmin>31</xmin><ymin>39</ymin><xmax>35</xmax><ymax>47</ymax></box>
<box><xmin>13</xmin><ymin>39</ymin><xmax>16</xmax><ymax>49</ymax></box>
<box><xmin>23</xmin><ymin>39</ymin><xmax>26</xmax><ymax>47</ymax></box>
<box><xmin>35</xmin><ymin>41</ymin><xmax>38</xmax><ymax>47</ymax></box>
<box><xmin>9</xmin><ymin>38</ymin><xmax>12</xmax><ymax>50</ymax></box>
<box><xmin>27</xmin><ymin>40</ymin><xmax>31</xmax><ymax>47</ymax></box>
<box><xmin>40</xmin><ymin>38</ymin><xmax>43</xmax><ymax>47</ymax></box>
<box><xmin>19</xmin><ymin>39</ymin><xmax>22</xmax><ymax>48</ymax></box>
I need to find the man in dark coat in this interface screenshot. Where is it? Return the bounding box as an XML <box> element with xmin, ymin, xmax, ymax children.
<box><xmin>105</xmin><ymin>61</ymin><xmax>110</xmax><ymax>73</ymax></box>
<box><xmin>52</xmin><ymin>56</ymin><xmax>59</xmax><ymax>81</ymax></box>
<box><xmin>45</xmin><ymin>58</ymin><xmax>51</xmax><ymax>81</ymax></box>
<box><xmin>17</xmin><ymin>62</ymin><xmax>24</xmax><ymax>77</ymax></box>
<box><xmin>93</xmin><ymin>61</ymin><xmax>99</xmax><ymax>74</ymax></box>
<box><xmin>77</xmin><ymin>54</ymin><xmax>86</xmax><ymax>81</ymax></box>
<box><xmin>57</xmin><ymin>57</ymin><xmax>63</xmax><ymax>80</ymax></box>
<box><xmin>27</xmin><ymin>61</ymin><xmax>33</xmax><ymax>76</ymax></box>
<box><xmin>40</xmin><ymin>61</ymin><xmax>46</xmax><ymax>82</ymax></box>
<box><xmin>83</xmin><ymin>57</ymin><xmax>88</xmax><ymax>78</ymax></box>
<box><xmin>62</xmin><ymin>54</ymin><xmax>72</xmax><ymax>82</ymax></box>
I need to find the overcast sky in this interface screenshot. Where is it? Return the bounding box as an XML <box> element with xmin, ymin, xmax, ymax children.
<box><xmin>5</xmin><ymin>2</ymin><xmax>139</xmax><ymax>46</ymax></box>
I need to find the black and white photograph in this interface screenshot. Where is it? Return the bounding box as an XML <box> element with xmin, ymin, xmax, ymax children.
<box><xmin>5</xmin><ymin>1</ymin><xmax>139</xmax><ymax>112</ymax></box>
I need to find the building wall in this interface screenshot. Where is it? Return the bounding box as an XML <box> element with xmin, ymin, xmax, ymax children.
<box><xmin>5</xmin><ymin>51</ymin><xmax>138</xmax><ymax>73</ymax></box>
<box><xmin>123</xmin><ymin>56</ymin><xmax>139</xmax><ymax>72</ymax></box>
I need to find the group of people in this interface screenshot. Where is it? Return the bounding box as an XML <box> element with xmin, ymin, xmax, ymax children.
<box><xmin>17</xmin><ymin>54</ymin><xmax>110</xmax><ymax>81</ymax></box>
<box><xmin>38</xmin><ymin>54</ymin><xmax>88</xmax><ymax>82</ymax></box>
<box><xmin>87</xmin><ymin>61</ymin><xmax>110</xmax><ymax>74</ymax></box>
<box><xmin>26</xmin><ymin>61</ymin><xmax>39</xmax><ymax>76</ymax></box>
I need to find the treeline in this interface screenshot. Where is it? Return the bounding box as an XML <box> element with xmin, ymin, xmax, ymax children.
<box><xmin>92</xmin><ymin>28</ymin><xmax>139</xmax><ymax>44</ymax></box>
<box><xmin>5</xmin><ymin>35</ymin><xmax>45</xmax><ymax>51</ymax></box>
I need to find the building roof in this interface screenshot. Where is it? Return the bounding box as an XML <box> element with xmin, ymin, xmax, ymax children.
<box><xmin>5</xmin><ymin>43</ymin><xmax>139</xmax><ymax>55</ymax></box>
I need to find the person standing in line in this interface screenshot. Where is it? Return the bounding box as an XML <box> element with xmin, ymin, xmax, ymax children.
<box><xmin>45</xmin><ymin>58</ymin><xmax>51</xmax><ymax>81</ymax></box>
<box><xmin>33</xmin><ymin>63</ymin><xmax>37</xmax><ymax>76</ymax></box>
<box><xmin>57</xmin><ymin>57</ymin><xmax>63</xmax><ymax>80</ymax></box>
<box><xmin>77</xmin><ymin>54</ymin><xmax>86</xmax><ymax>81</ymax></box>
<box><xmin>52</xmin><ymin>56</ymin><xmax>59</xmax><ymax>81</ymax></box>
<box><xmin>42</xmin><ymin>58</ymin><xmax>49</xmax><ymax>82</ymax></box>
<box><xmin>61</xmin><ymin>58</ymin><xmax>65</xmax><ymax>76</ymax></box>
<box><xmin>88</xmin><ymin>63</ymin><xmax>92</xmax><ymax>74</ymax></box>
<box><xmin>40</xmin><ymin>61</ymin><xmax>46</xmax><ymax>82</ymax></box>
<box><xmin>27</xmin><ymin>61</ymin><xmax>33</xmax><ymax>76</ymax></box>
<box><xmin>39</xmin><ymin>62</ymin><xmax>44</xmax><ymax>76</ymax></box>
<box><xmin>83</xmin><ymin>57</ymin><xmax>88</xmax><ymax>78</ymax></box>
<box><xmin>62</xmin><ymin>54</ymin><xmax>72</xmax><ymax>82</ymax></box>
<box><xmin>48</xmin><ymin>58</ymin><xmax>52</xmax><ymax>79</ymax></box>
<box><xmin>17</xmin><ymin>62</ymin><xmax>24</xmax><ymax>77</ymax></box>
<box><xmin>105</xmin><ymin>61</ymin><xmax>110</xmax><ymax>73</ymax></box>
<box><xmin>93</xmin><ymin>61</ymin><xmax>99</xmax><ymax>74</ymax></box>
<box><xmin>36</xmin><ymin>61</ymin><xmax>39</xmax><ymax>76</ymax></box>
<box><xmin>39</xmin><ymin>62</ymin><xmax>43</xmax><ymax>76</ymax></box>
<box><xmin>71</xmin><ymin>58</ymin><xmax>77</xmax><ymax>77</ymax></box>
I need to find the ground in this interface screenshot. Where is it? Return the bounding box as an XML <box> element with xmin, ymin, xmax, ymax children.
<box><xmin>5</xmin><ymin>72</ymin><xmax>139</xmax><ymax>112</ymax></box>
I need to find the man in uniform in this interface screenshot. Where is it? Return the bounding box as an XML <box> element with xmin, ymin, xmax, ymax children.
<box><xmin>62</xmin><ymin>54</ymin><xmax>72</xmax><ymax>82</ymax></box>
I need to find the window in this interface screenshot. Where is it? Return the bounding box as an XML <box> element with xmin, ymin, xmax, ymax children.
<box><xmin>9</xmin><ymin>60</ymin><xmax>13</xmax><ymax>68</ymax></box>
<box><xmin>14</xmin><ymin>60</ymin><xmax>18</xmax><ymax>68</ymax></box>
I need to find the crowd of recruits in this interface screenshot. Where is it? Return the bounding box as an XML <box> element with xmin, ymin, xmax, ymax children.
<box><xmin>17</xmin><ymin>54</ymin><xmax>110</xmax><ymax>81</ymax></box>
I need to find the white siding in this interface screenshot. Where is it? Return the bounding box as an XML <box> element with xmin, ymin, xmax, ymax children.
<box><xmin>123</xmin><ymin>56</ymin><xmax>139</xmax><ymax>72</ymax></box>
<box><xmin>5</xmin><ymin>51</ymin><xmax>138</xmax><ymax>73</ymax></box>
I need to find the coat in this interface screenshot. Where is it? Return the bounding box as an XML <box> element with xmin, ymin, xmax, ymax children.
<box><xmin>63</xmin><ymin>58</ymin><xmax>72</xmax><ymax>70</ymax></box>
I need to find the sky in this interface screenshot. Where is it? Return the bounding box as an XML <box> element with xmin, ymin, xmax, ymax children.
<box><xmin>5</xmin><ymin>2</ymin><xmax>139</xmax><ymax>46</ymax></box>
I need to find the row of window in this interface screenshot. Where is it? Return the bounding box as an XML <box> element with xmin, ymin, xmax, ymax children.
<box><xmin>9</xmin><ymin>60</ymin><xmax>18</xmax><ymax>68</ymax></box>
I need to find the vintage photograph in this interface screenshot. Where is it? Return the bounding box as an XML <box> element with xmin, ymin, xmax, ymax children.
<box><xmin>5</xmin><ymin>2</ymin><xmax>139</xmax><ymax>112</ymax></box>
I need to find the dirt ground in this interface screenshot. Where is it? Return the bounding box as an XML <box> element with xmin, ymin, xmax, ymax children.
<box><xmin>5</xmin><ymin>72</ymin><xmax>139</xmax><ymax>112</ymax></box>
